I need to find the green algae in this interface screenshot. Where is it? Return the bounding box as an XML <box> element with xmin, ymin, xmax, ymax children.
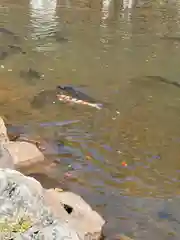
<box><xmin>0</xmin><ymin>217</ymin><xmax>32</xmax><ymax>233</ymax></box>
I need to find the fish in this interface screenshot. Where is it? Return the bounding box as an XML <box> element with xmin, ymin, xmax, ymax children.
<box><xmin>0</xmin><ymin>27</ymin><xmax>16</xmax><ymax>36</ymax></box>
<box><xmin>47</xmin><ymin>30</ymin><xmax>69</xmax><ymax>43</ymax></box>
<box><xmin>56</xmin><ymin>85</ymin><xmax>104</xmax><ymax>109</ymax></box>
<box><xmin>8</xmin><ymin>45</ymin><xmax>26</xmax><ymax>54</ymax></box>
<box><xmin>31</xmin><ymin>86</ymin><xmax>105</xmax><ymax>110</ymax></box>
<box><xmin>0</xmin><ymin>45</ymin><xmax>25</xmax><ymax>61</ymax></box>
<box><xmin>145</xmin><ymin>76</ymin><xmax>180</xmax><ymax>88</ymax></box>
<box><xmin>0</xmin><ymin>27</ymin><xmax>20</xmax><ymax>42</ymax></box>
<box><xmin>54</xmin><ymin>34</ymin><xmax>69</xmax><ymax>43</ymax></box>
<box><xmin>0</xmin><ymin>50</ymin><xmax>8</xmax><ymax>60</ymax></box>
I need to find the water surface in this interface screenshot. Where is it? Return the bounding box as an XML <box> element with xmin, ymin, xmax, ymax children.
<box><xmin>1</xmin><ymin>0</ymin><xmax>180</xmax><ymax>238</ymax></box>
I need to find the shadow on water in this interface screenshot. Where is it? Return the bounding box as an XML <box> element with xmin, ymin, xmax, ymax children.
<box><xmin>1</xmin><ymin>0</ymin><xmax>180</xmax><ymax>238</ymax></box>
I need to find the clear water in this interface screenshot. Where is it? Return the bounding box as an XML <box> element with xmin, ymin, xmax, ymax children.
<box><xmin>1</xmin><ymin>0</ymin><xmax>180</xmax><ymax>238</ymax></box>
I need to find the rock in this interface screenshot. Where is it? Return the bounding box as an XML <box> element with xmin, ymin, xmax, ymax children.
<box><xmin>44</xmin><ymin>189</ymin><xmax>105</xmax><ymax>240</ymax></box>
<box><xmin>0</xmin><ymin>168</ymin><xmax>82</xmax><ymax>239</ymax></box>
<box><xmin>0</xmin><ymin>117</ymin><xmax>44</xmax><ymax>168</ymax></box>
<box><xmin>3</xmin><ymin>141</ymin><xmax>44</xmax><ymax>168</ymax></box>
<box><xmin>0</xmin><ymin>117</ymin><xmax>14</xmax><ymax>169</ymax></box>
<box><xmin>0</xmin><ymin>117</ymin><xmax>105</xmax><ymax>239</ymax></box>
<box><xmin>0</xmin><ymin>117</ymin><xmax>9</xmax><ymax>143</ymax></box>
<box><xmin>0</xmin><ymin>144</ymin><xmax>14</xmax><ymax>169</ymax></box>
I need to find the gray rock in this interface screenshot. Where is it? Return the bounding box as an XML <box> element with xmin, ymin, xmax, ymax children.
<box><xmin>0</xmin><ymin>169</ymin><xmax>105</xmax><ymax>239</ymax></box>
<box><xmin>0</xmin><ymin>168</ymin><xmax>81</xmax><ymax>239</ymax></box>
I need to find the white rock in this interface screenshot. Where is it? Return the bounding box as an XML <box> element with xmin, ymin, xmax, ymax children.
<box><xmin>0</xmin><ymin>117</ymin><xmax>44</xmax><ymax>169</ymax></box>
<box><xmin>3</xmin><ymin>141</ymin><xmax>44</xmax><ymax>167</ymax></box>
<box><xmin>44</xmin><ymin>189</ymin><xmax>105</xmax><ymax>240</ymax></box>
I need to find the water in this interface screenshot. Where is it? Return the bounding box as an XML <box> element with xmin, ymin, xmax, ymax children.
<box><xmin>1</xmin><ymin>0</ymin><xmax>180</xmax><ymax>238</ymax></box>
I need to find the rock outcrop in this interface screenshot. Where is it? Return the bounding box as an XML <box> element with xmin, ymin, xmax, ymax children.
<box><xmin>0</xmin><ymin>168</ymin><xmax>105</xmax><ymax>239</ymax></box>
<box><xmin>44</xmin><ymin>189</ymin><xmax>105</xmax><ymax>240</ymax></box>
<box><xmin>0</xmin><ymin>116</ymin><xmax>105</xmax><ymax>239</ymax></box>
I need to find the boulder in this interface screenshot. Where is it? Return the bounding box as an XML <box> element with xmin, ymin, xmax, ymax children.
<box><xmin>3</xmin><ymin>141</ymin><xmax>44</xmax><ymax>168</ymax></box>
<box><xmin>0</xmin><ymin>168</ymin><xmax>82</xmax><ymax>239</ymax></box>
<box><xmin>0</xmin><ymin>117</ymin><xmax>44</xmax><ymax>169</ymax></box>
<box><xmin>44</xmin><ymin>189</ymin><xmax>105</xmax><ymax>239</ymax></box>
<box><xmin>0</xmin><ymin>116</ymin><xmax>9</xmax><ymax>143</ymax></box>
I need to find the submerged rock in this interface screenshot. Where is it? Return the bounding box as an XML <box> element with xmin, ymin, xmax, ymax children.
<box><xmin>7</xmin><ymin>44</ymin><xmax>26</xmax><ymax>55</ymax></box>
<box><xmin>0</xmin><ymin>168</ymin><xmax>105</xmax><ymax>239</ymax></box>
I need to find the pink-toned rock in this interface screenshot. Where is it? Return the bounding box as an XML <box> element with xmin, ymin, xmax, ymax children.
<box><xmin>0</xmin><ymin>117</ymin><xmax>9</xmax><ymax>143</ymax></box>
<box><xmin>44</xmin><ymin>189</ymin><xmax>105</xmax><ymax>240</ymax></box>
<box><xmin>3</xmin><ymin>141</ymin><xmax>44</xmax><ymax>167</ymax></box>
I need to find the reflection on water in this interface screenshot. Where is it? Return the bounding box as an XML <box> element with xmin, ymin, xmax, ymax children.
<box><xmin>30</xmin><ymin>0</ymin><xmax>58</xmax><ymax>50</ymax></box>
<box><xmin>2</xmin><ymin>0</ymin><xmax>180</xmax><ymax>238</ymax></box>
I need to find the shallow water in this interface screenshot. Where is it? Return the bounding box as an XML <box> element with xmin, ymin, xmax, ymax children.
<box><xmin>1</xmin><ymin>0</ymin><xmax>180</xmax><ymax>238</ymax></box>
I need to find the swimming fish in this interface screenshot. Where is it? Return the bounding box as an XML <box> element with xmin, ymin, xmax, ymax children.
<box><xmin>56</xmin><ymin>86</ymin><xmax>103</xmax><ymax>110</ymax></box>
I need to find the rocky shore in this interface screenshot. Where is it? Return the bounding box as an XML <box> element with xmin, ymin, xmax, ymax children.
<box><xmin>0</xmin><ymin>116</ymin><xmax>105</xmax><ymax>239</ymax></box>
<box><xmin>0</xmin><ymin>116</ymin><xmax>135</xmax><ymax>240</ymax></box>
